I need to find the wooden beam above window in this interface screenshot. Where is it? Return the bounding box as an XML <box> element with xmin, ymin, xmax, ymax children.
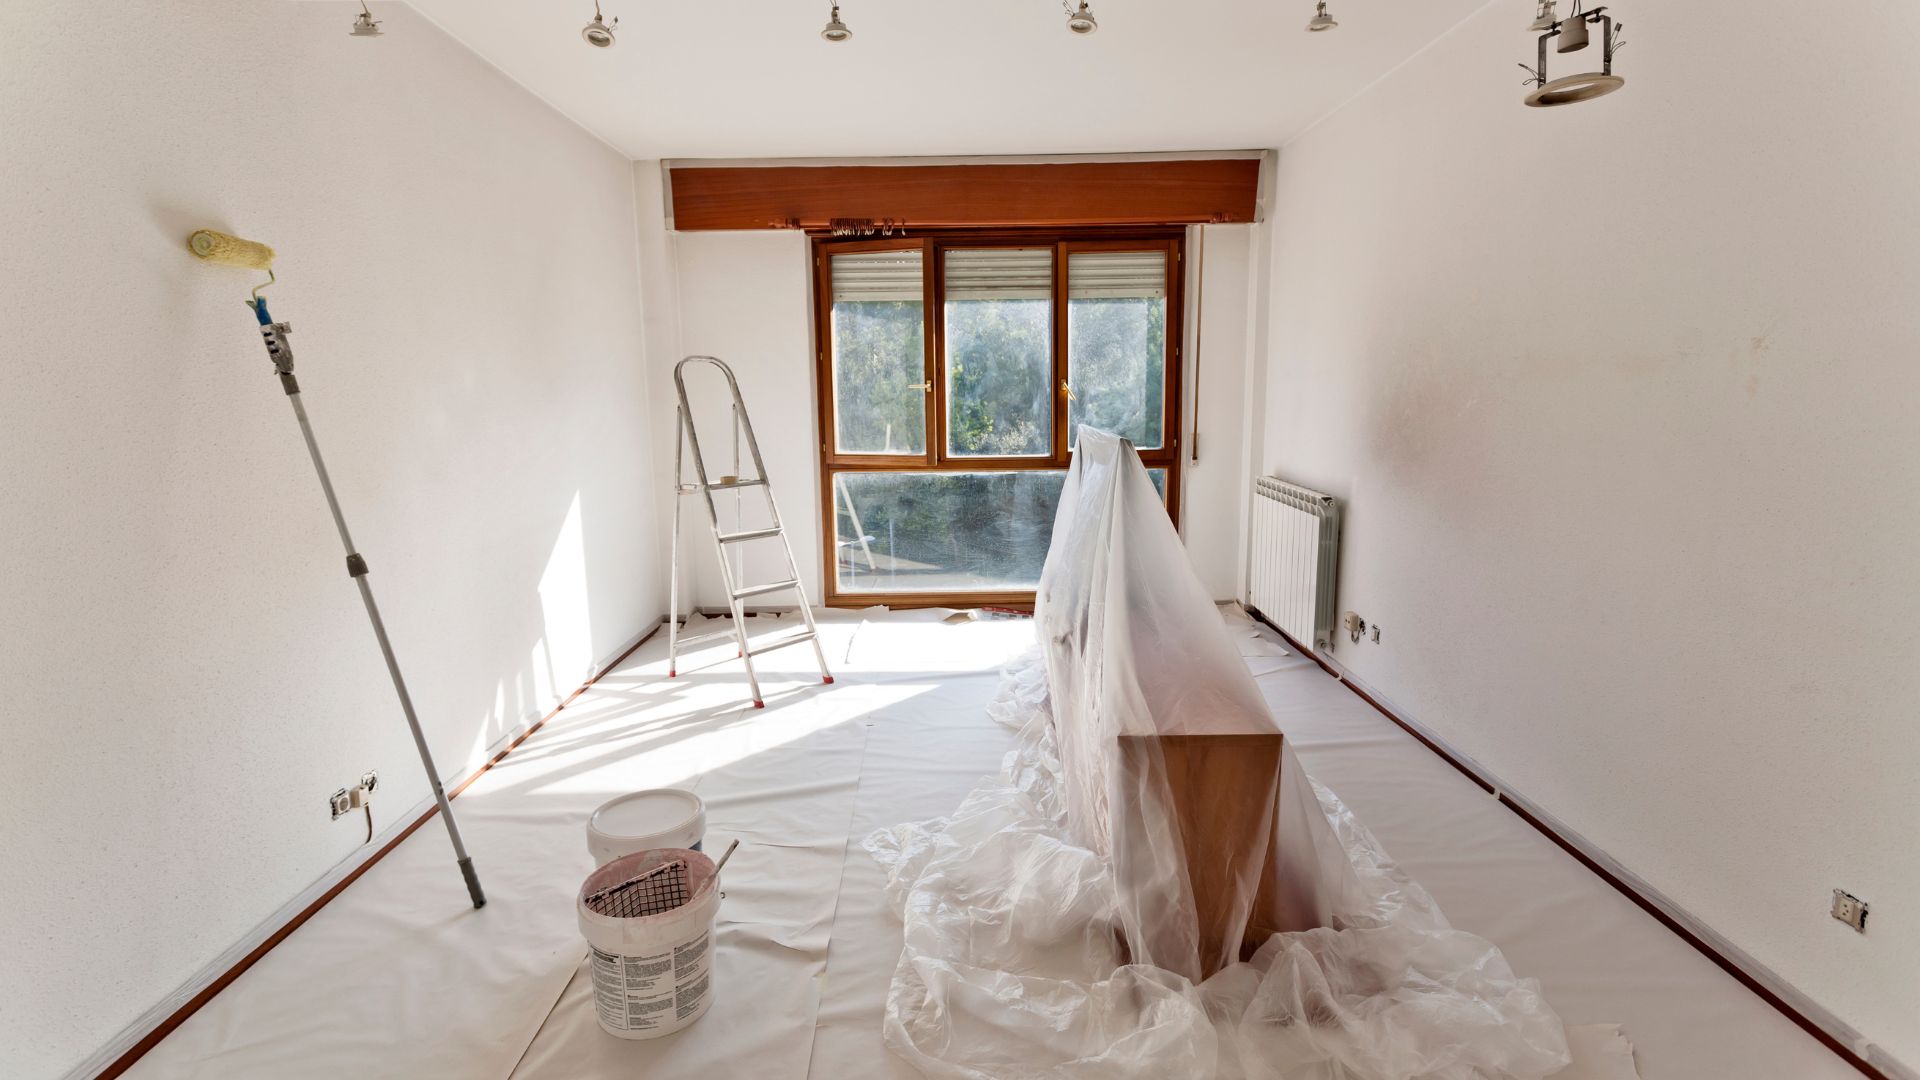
<box><xmin>668</xmin><ymin>159</ymin><xmax>1261</xmax><ymax>232</ymax></box>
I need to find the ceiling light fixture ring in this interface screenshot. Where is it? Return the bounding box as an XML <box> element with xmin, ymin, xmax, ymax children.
<box><xmin>1520</xmin><ymin>3</ymin><xmax>1625</xmax><ymax>107</ymax></box>
<box><xmin>821</xmin><ymin>4</ymin><xmax>852</xmax><ymax>42</ymax></box>
<box><xmin>1064</xmin><ymin>0</ymin><xmax>1097</xmax><ymax>35</ymax></box>
<box><xmin>582</xmin><ymin>1</ymin><xmax>617</xmax><ymax>47</ymax></box>
<box><xmin>350</xmin><ymin>1</ymin><xmax>382</xmax><ymax>37</ymax></box>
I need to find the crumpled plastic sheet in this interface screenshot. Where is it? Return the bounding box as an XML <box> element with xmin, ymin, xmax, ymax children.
<box><xmin>864</xmin><ymin>430</ymin><xmax>1572</xmax><ymax>1080</ymax></box>
<box><xmin>868</xmin><ymin>656</ymin><xmax>1570</xmax><ymax>1080</ymax></box>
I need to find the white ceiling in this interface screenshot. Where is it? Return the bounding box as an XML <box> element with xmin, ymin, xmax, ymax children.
<box><xmin>404</xmin><ymin>0</ymin><xmax>1496</xmax><ymax>161</ymax></box>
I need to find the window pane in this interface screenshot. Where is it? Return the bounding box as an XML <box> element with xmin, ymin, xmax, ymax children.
<box><xmin>832</xmin><ymin>471</ymin><xmax>1067</xmax><ymax>593</ymax></box>
<box><xmin>1067</xmin><ymin>250</ymin><xmax>1167</xmax><ymax>450</ymax></box>
<box><xmin>944</xmin><ymin>249</ymin><xmax>1052</xmax><ymax>458</ymax></box>
<box><xmin>831</xmin><ymin>250</ymin><xmax>925</xmax><ymax>455</ymax></box>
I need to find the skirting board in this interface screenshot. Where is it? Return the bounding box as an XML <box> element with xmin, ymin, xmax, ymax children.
<box><xmin>1241</xmin><ymin>603</ymin><xmax>1915</xmax><ymax>1080</ymax></box>
<box><xmin>70</xmin><ymin>618</ymin><xmax>667</xmax><ymax>1080</ymax></box>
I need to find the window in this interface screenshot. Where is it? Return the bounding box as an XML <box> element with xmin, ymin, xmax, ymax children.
<box><xmin>1069</xmin><ymin>250</ymin><xmax>1167</xmax><ymax>450</ymax></box>
<box><xmin>944</xmin><ymin>248</ymin><xmax>1053</xmax><ymax>458</ymax></box>
<box><xmin>815</xmin><ymin>231</ymin><xmax>1183</xmax><ymax>607</ymax></box>
<box><xmin>828</xmin><ymin>249</ymin><xmax>928</xmax><ymax>455</ymax></box>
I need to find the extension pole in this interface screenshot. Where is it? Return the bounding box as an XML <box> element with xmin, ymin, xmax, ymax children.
<box><xmin>250</xmin><ymin>297</ymin><xmax>486</xmax><ymax>909</ymax></box>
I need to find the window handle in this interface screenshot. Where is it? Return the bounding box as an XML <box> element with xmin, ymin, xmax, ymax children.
<box><xmin>908</xmin><ymin>381</ymin><xmax>932</xmax><ymax>393</ymax></box>
<box><xmin>1059</xmin><ymin>379</ymin><xmax>1077</xmax><ymax>402</ymax></box>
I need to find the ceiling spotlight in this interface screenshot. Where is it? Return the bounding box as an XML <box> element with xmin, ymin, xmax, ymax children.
<box><xmin>582</xmin><ymin>1</ymin><xmax>617</xmax><ymax>47</ymax></box>
<box><xmin>1306</xmin><ymin>1</ymin><xmax>1337</xmax><ymax>32</ymax></box>
<box><xmin>349</xmin><ymin>1</ymin><xmax>382</xmax><ymax>37</ymax></box>
<box><xmin>1520</xmin><ymin>2</ymin><xmax>1625</xmax><ymax>107</ymax></box>
<box><xmin>1526</xmin><ymin>1</ymin><xmax>1557</xmax><ymax>32</ymax></box>
<box><xmin>821</xmin><ymin>4</ymin><xmax>852</xmax><ymax>42</ymax></box>
<box><xmin>1064</xmin><ymin>0</ymin><xmax>1097</xmax><ymax>35</ymax></box>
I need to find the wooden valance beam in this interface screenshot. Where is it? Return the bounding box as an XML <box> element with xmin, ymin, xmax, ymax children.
<box><xmin>667</xmin><ymin>159</ymin><xmax>1261</xmax><ymax>231</ymax></box>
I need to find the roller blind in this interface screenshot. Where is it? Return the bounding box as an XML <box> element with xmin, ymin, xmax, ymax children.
<box><xmin>944</xmin><ymin>248</ymin><xmax>1052</xmax><ymax>301</ymax></box>
<box><xmin>831</xmin><ymin>249</ymin><xmax>923</xmax><ymax>302</ymax></box>
<box><xmin>1067</xmin><ymin>250</ymin><xmax>1167</xmax><ymax>300</ymax></box>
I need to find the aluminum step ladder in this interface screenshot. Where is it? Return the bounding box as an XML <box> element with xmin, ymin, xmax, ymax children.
<box><xmin>668</xmin><ymin>356</ymin><xmax>833</xmax><ymax>707</ymax></box>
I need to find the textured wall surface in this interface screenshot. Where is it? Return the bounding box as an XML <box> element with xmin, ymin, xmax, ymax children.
<box><xmin>1259</xmin><ymin>1</ymin><xmax>1920</xmax><ymax>1067</ymax></box>
<box><xmin>0</xmin><ymin>4</ymin><xmax>659</xmax><ymax>1076</ymax></box>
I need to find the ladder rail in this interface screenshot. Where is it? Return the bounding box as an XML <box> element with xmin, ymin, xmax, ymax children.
<box><xmin>713</xmin><ymin>359</ymin><xmax>835</xmax><ymax>685</ymax></box>
<box><xmin>668</xmin><ymin>404</ymin><xmax>684</xmax><ymax>676</ymax></box>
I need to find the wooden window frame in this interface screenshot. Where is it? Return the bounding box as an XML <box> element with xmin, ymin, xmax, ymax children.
<box><xmin>812</xmin><ymin>227</ymin><xmax>1185</xmax><ymax>610</ymax></box>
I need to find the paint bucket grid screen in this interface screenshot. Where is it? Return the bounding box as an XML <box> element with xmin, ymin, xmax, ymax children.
<box><xmin>585</xmin><ymin>859</ymin><xmax>691</xmax><ymax>919</ymax></box>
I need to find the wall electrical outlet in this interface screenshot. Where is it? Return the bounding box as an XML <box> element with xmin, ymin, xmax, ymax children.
<box><xmin>1831</xmin><ymin>889</ymin><xmax>1868</xmax><ymax>933</ymax></box>
<box><xmin>331</xmin><ymin>772</ymin><xmax>379</xmax><ymax>820</ymax></box>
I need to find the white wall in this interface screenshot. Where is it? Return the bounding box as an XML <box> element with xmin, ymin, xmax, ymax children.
<box><xmin>1179</xmin><ymin>226</ymin><xmax>1256</xmax><ymax>601</ymax></box>
<box><xmin>1259</xmin><ymin>1</ymin><xmax>1920</xmax><ymax>1068</ymax></box>
<box><xmin>642</xmin><ymin>224</ymin><xmax>826</xmax><ymax>612</ymax></box>
<box><xmin>0</xmin><ymin>5</ymin><xmax>660</xmax><ymax>1077</ymax></box>
<box><xmin>640</xmin><ymin>200</ymin><xmax>1255</xmax><ymax>610</ymax></box>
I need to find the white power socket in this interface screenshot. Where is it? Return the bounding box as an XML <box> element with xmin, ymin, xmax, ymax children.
<box><xmin>1831</xmin><ymin>889</ymin><xmax>1868</xmax><ymax>933</ymax></box>
<box><xmin>329</xmin><ymin>770</ymin><xmax>380</xmax><ymax>819</ymax></box>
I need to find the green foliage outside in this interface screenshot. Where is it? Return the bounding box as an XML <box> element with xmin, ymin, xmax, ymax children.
<box><xmin>1068</xmin><ymin>298</ymin><xmax>1166</xmax><ymax>450</ymax></box>
<box><xmin>832</xmin><ymin>301</ymin><xmax>926</xmax><ymax>454</ymax></box>
<box><xmin>829</xmin><ymin>293</ymin><xmax>1168</xmax><ymax>591</ymax></box>
<box><xmin>946</xmin><ymin>299</ymin><xmax>1050</xmax><ymax>456</ymax></box>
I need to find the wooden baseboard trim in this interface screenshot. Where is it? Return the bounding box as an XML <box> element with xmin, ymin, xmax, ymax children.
<box><xmin>1241</xmin><ymin>605</ymin><xmax>1903</xmax><ymax>1080</ymax></box>
<box><xmin>88</xmin><ymin>620</ymin><xmax>664</xmax><ymax>1080</ymax></box>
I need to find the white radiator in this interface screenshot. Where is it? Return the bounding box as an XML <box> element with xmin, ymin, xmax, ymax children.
<box><xmin>1248</xmin><ymin>476</ymin><xmax>1341</xmax><ymax>653</ymax></box>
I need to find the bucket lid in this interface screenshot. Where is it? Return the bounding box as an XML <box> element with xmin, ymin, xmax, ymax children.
<box><xmin>590</xmin><ymin>789</ymin><xmax>702</xmax><ymax>841</ymax></box>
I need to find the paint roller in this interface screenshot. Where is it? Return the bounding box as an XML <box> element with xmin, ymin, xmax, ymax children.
<box><xmin>188</xmin><ymin>228</ymin><xmax>486</xmax><ymax>910</ymax></box>
<box><xmin>187</xmin><ymin>228</ymin><xmax>276</xmax><ymax>271</ymax></box>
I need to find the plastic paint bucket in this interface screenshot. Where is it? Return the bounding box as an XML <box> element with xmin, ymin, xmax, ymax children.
<box><xmin>577</xmin><ymin>847</ymin><xmax>719</xmax><ymax>1040</ymax></box>
<box><xmin>587</xmin><ymin>789</ymin><xmax>705</xmax><ymax>866</ymax></box>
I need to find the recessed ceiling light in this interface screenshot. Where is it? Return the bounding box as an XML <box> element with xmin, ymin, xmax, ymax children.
<box><xmin>582</xmin><ymin>1</ymin><xmax>617</xmax><ymax>47</ymax></box>
<box><xmin>1064</xmin><ymin>1</ymin><xmax>1097</xmax><ymax>35</ymax></box>
<box><xmin>1521</xmin><ymin>3</ymin><xmax>1626</xmax><ymax>107</ymax></box>
<box><xmin>821</xmin><ymin>4</ymin><xmax>852</xmax><ymax>42</ymax></box>
<box><xmin>349</xmin><ymin>1</ymin><xmax>382</xmax><ymax>37</ymax></box>
<box><xmin>1306</xmin><ymin>1</ymin><xmax>1337</xmax><ymax>32</ymax></box>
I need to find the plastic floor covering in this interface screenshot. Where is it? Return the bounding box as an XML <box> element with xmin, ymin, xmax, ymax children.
<box><xmin>121</xmin><ymin>609</ymin><xmax>1860</xmax><ymax>1080</ymax></box>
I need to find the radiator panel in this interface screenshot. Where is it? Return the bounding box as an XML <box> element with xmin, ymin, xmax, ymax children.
<box><xmin>1248</xmin><ymin>476</ymin><xmax>1340</xmax><ymax>653</ymax></box>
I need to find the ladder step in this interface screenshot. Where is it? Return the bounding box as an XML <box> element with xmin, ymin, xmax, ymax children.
<box><xmin>733</xmin><ymin>578</ymin><xmax>800</xmax><ymax>600</ymax></box>
<box><xmin>716</xmin><ymin>527</ymin><xmax>782</xmax><ymax>545</ymax></box>
<box><xmin>746</xmin><ymin>630</ymin><xmax>816</xmax><ymax>658</ymax></box>
<box><xmin>675</xmin><ymin>478</ymin><xmax>768</xmax><ymax>494</ymax></box>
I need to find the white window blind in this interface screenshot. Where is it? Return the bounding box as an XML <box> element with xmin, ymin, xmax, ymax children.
<box><xmin>1067</xmin><ymin>250</ymin><xmax>1167</xmax><ymax>299</ymax></box>
<box><xmin>831</xmin><ymin>249</ymin><xmax>923</xmax><ymax>302</ymax></box>
<box><xmin>944</xmin><ymin>248</ymin><xmax>1052</xmax><ymax>301</ymax></box>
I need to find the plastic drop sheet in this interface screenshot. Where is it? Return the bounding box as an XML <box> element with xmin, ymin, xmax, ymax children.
<box><xmin>865</xmin><ymin>429</ymin><xmax>1574</xmax><ymax>1080</ymax></box>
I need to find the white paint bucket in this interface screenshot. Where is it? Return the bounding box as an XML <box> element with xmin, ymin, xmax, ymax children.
<box><xmin>577</xmin><ymin>848</ymin><xmax>719</xmax><ymax>1040</ymax></box>
<box><xmin>587</xmin><ymin>789</ymin><xmax>705</xmax><ymax>866</ymax></box>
